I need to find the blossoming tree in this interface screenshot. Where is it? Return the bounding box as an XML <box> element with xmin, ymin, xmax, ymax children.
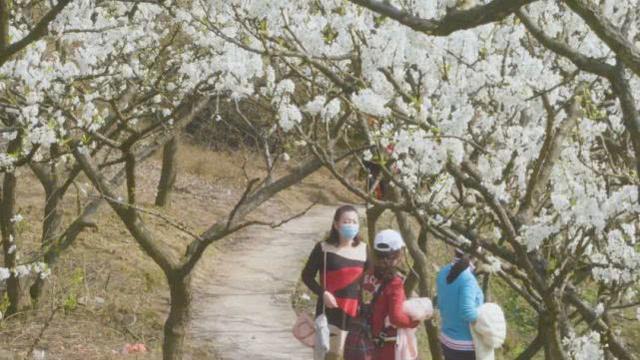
<box><xmin>2</xmin><ymin>0</ymin><xmax>640</xmax><ymax>359</ymax></box>
<box><xmin>173</xmin><ymin>0</ymin><xmax>640</xmax><ymax>358</ymax></box>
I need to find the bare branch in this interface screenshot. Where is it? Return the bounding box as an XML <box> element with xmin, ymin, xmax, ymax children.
<box><xmin>225</xmin><ymin>177</ymin><xmax>260</xmax><ymax>231</ymax></box>
<box><xmin>72</xmin><ymin>146</ymin><xmax>177</xmax><ymax>273</ymax></box>
<box><xmin>348</xmin><ymin>0</ymin><xmax>538</xmax><ymax>36</ymax></box>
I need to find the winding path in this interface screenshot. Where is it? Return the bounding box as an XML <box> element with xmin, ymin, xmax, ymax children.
<box><xmin>190</xmin><ymin>205</ymin><xmax>336</xmax><ymax>359</ymax></box>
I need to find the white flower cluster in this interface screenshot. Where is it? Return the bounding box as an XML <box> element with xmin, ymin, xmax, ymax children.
<box><xmin>0</xmin><ymin>268</ymin><xmax>10</xmax><ymax>282</ymax></box>
<box><xmin>0</xmin><ymin>153</ymin><xmax>14</xmax><ymax>171</ymax></box>
<box><xmin>278</xmin><ymin>103</ymin><xmax>303</xmax><ymax>132</ymax></box>
<box><xmin>478</xmin><ymin>256</ymin><xmax>502</xmax><ymax>274</ymax></box>
<box><xmin>563</xmin><ymin>331</ymin><xmax>604</xmax><ymax>360</ymax></box>
<box><xmin>303</xmin><ymin>96</ymin><xmax>341</xmax><ymax>122</ymax></box>
<box><xmin>0</xmin><ymin>262</ymin><xmax>49</xmax><ymax>283</ymax></box>
<box><xmin>351</xmin><ymin>89</ymin><xmax>391</xmax><ymax>117</ymax></box>
<box><xmin>591</xmin><ymin>229</ymin><xmax>640</xmax><ymax>285</ymax></box>
<box><xmin>303</xmin><ymin>95</ymin><xmax>326</xmax><ymax>115</ymax></box>
<box><xmin>10</xmin><ymin>214</ymin><xmax>23</xmax><ymax>223</ymax></box>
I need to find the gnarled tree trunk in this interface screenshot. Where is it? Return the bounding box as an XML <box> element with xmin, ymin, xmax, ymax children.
<box><xmin>541</xmin><ymin>311</ymin><xmax>568</xmax><ymax>360</ymax></box>
<box><xmin>365</xmin><ymin>205</ymin><xmax>384</xmax><ymax>248</ymax></box>
<box><xmin>0</xmin><ymin>138</ymin><xmax>24</xmax><ymax>315</ymax></box>
<box><xmin>393</xmin><ymin>202</ymin><xmax>443</xmax><ymax>360</ymax></box>
<box><xmin>163</xmin><ymin>271</ymin><xmax>192</xmax><ymax>360</ymax></box>
<box><xmin>30</xmin><ymin>161</ymin><xmax>64</xmax><ymax>303</ymax></box>
<box><xmin>155</xmin><ymin>136</ymin><xmax>178</xmax><ymax>207</ymax></box>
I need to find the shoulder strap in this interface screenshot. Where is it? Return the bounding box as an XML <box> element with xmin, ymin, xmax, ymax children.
<box><xmin>371</xmin><ymin>281</ymin><xmax>386</xmax><ymax>305</ymax></box>
<box><xmin>322</xmin><ymin>242</ymin><xmax>327</xmax><ymax>315</ymax></box>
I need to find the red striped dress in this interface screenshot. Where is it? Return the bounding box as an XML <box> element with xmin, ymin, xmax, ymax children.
<box><xmin>302</xmin><ymin>241</ymin><xmax>369</xmax><ymax>354</ymax></box>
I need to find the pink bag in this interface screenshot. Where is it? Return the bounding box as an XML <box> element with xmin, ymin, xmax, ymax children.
<box><xmin>293</xmin><ymin>245</ymin><xmax>329</xmax><ymax>349</ymax></box>
<box><xmin>292</xmin><ymin>312</ymin><xmax>316</xmax><ymax>347</ymax></box>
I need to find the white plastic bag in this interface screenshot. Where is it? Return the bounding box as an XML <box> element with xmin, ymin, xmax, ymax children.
<box><xmin>403</xmin><ymin>297</ymin><xmax>433</xmax><ymax>321</ymax></box>
<box><xmin>395</xmin><ymin>328</ymin><xmax>419</xmax><ymax>360</ymax></box>
<box><xmin>313</xmin><ymin>313</ymin><xmax>330</xmax><ymax>360</ymax></box>
<box><xmin>394</xmin><ymin>297</ymin><xmax>433</xmax><ymax>360</ymax></box>
<box><xmin>470</xmin><ymin>303</ymin><xmax>507</xmax><ymax>360</ymax></box>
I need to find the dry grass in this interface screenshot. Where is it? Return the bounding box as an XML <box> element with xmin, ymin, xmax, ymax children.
<box><xmin>0</xmin><ymin>171</ymin><xmax>169</xmax><ymax>359</ymax></box>
<box><xmin>0</xmin><ymin>139</ymin><xmax>358</xmax><ymax>359</ymax></box>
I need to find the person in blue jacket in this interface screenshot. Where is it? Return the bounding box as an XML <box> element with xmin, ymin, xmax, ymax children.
<box><xmin>436</xmin><ymin>248</ymin><xmax>484</xmax><ymax>360</ymax></box>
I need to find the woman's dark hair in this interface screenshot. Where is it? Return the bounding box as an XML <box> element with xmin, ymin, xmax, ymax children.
<box><xmin>325</xmin><ymin>205</ymin><xmax>362</xmax><ymax>247</ymax></box>
<box><xmin>447</xmin><ymin>251</ymin><xmax>471</xmax><ymax>284</ymax></box>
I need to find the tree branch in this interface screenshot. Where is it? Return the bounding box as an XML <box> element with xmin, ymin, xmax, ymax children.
<box><xmin>72</xmin><ymin>146</ymin><xmax>177</xmax><ymax>273</ymax></box>
<box><xmin>562</xmin><ymin>0</ymin><xmax>640</xmax><ymax>78</ymax></box>
<box><xmin>348</xmin><ymin>0</ymin><xmax>538</xmax><ymax>36</ymax></box>
<box><xmin>516</xmin><ymin>10</ymin><xmax>614</xmax><ymax>78</ymax></box>
<box><xmin>565</xmin><ymin>289</ymin><xmax>638</xmax><ymax>360</ymax></box>
<box><xmin>609</xmin><ymin>61</ymin><xmax>640</xmax><ymax>202</ymax></box>
<box><xmin>0</xmin><ymin>0</ymin><xmax>74</xmax><ymax>66</ymax></box>
<box><xmin>518</xmin><ymin>89</ymin><xmax>582</xmax><ymax>221</ymax></box>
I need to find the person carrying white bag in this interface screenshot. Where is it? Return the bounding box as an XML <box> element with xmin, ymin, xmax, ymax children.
<box><xmin>469</xmin><ymin>303</ymin><xmax>506</xmax><ymax>360</ymax></box>
<box><xmin>394</xmin><ymin>297</ymin><xmax>434</xmax><ymax>360</ymax></box>
<box><xmin>436</xmin><ymin>248</ymin><xmax>484</xmax><ymax>360</ymax></box>
<box><xmin>299</xmin><ymin>205</ymin><xmax>370</xmax><ymax>360</ymax></box>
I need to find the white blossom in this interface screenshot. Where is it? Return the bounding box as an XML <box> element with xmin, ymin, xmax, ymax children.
<box><xmin>10</xmin><ymin>214</ymin><xmax>23</xmax><ymax>223</ymax></box>
<box><xmin>0</xmin><ymin>268</ymin><xmax>10</xmax><ymax>282</ymax></box>
<box><xmin>563</xmin><ymin>331</ymin><xmax>604</xmax><ymax>360</ymax></box>
<box><xmin>303</xmin><ymin>95</ymin><xmax>326</xmax><ymax>115</ymax></box>
<box><xmin>278</xmin><ymin>102</ymin><xmax>302</xmax><ymax>131</ymax></box>
<box><xmin>351</xmin><ymin>89</ymin><xmax>390</xmax><ymax>117</ymax></box>
<box><xmin>320</xmin><ymin>98</ymin><xmax>341</xmax><ymax>121</ymax></box>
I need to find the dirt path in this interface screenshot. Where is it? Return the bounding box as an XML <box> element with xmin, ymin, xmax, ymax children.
<box><xmin>190</xmin><ymin>205</ymin><xmax>336</xmax><ymax>359</ymax></box>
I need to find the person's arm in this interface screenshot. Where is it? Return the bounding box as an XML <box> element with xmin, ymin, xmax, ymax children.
<box><xmin>387</xmin><ymin>278</ymin><xmax>420</xmax><ymax>328</ymax></box>
<box><xmin>459</xmin><ymin>276</ymin><xmax>480</xmax><ymax>323</ymax></box>
<box><xmin>301</xmin><ymin>243</ymin><xmax>324</xmax><ymax>296</ymax></box>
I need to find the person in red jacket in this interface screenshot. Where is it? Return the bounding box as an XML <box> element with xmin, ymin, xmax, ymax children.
<box><xmin>363</xmin><ymin>229</ymin><xmax>420</xmax><ymax>360</ymax></box>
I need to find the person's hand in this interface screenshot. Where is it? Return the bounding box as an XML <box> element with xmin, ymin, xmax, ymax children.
<box><xmin>410</xmin><ymin>320</ymin><xmax>421</xmax><ymax>328</ymax></box>
<box><xmin>323</xmin><ymin>291</ymin><xmax>338</xmax><ymax>309</ymax></box>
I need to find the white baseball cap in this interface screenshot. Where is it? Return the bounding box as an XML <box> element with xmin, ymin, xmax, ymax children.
<box><xmin>373</xmin><ymin>229</ymin><xmax>405</xmax><ymax>252</ymax></box>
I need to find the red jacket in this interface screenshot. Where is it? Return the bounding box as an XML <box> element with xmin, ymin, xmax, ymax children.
<box><xmin>371</xmin><ymin>275</ymin><xmax>420</xmax><ymax>360</ymax></box>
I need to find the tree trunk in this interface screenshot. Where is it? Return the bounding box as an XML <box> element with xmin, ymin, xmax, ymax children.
<box><xmin>516</xmin><ymin>317</ymin><xmax>545</xmax><ymax>360</ymax></box>
<box><xmin>163</xmin><ymin>272</ymin><xmax>192</xmax><ymax>360</ymax></box>
<box><xmin>155</xmin><ymin>136</ymin><xmax>178</xmax><ymax>207</ymax></box>
<box><xmin>0</xmin><ymin>138</ymin><xmax>23</xmax><ymax>315</ymax></box>
<box><xmin>609</xmin><ymin>62</ymin><xmax>640</xmax><ymax>203</ymax></box>
<box><xmin>30</xmin><ymin>163</ymin><xmax>63</xmax><ymax>304</ymax></box>
<box><xmin>481</xmin><ymin>274</ymin><xmax>491</xmax><ymax>301</ymax></box>
<box><xmin>542</xmin><ymin>311</ymin><xmax>568</xmax><ymax>360</ymax></box>
<box><xmin>393</xmin><ymin>207</ymin><xmax>444</xmax><ymax>360</ymax></box>
<box><xmin>365</xmin><ymin>205</ymin><xmax>384</xmax><ymax>248</ymax></box>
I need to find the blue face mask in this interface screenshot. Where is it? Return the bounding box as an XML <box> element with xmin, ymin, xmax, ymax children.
<box><xmin>338</xmin><ymin>224</ymin><xmax>359</xmax><ymax>240</ymax></box>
